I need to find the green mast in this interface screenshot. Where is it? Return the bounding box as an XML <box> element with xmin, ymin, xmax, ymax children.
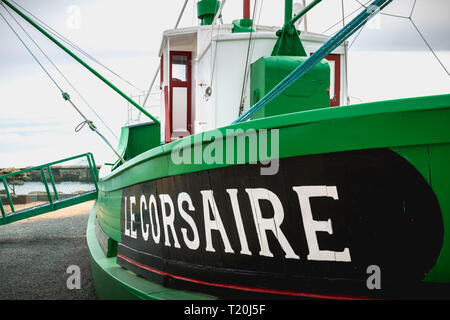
<box><xmin>0</xmin><ymin>0</ymin><xmax>160</xmax><ymax>125</ymax></box>
<box><xmin>272</xmin><ymin>0</ymin><xmax>323</xmax><ymax>56</ymax></box>
<box><xmin>285</xmin><ymin>0</ymin><xmax>293</xmax><ymax>24</ymax></box>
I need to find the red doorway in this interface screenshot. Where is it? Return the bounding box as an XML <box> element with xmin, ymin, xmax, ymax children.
<box><xmin>310</xmin><ymin>53</ymin><xmax>341</xmax><ymax>107</ymax></box>
<box><xmin>326</xmin><ymin>54</ymin><xmax>341</xmax><ymax>107</ymax></box>
<box><xmin>166</xmin><ymin>51</ymin><xmax>192</xmax><ymax>142</ymax></box>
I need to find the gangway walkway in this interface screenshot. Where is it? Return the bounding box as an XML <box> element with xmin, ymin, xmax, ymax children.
<box><xmin>0</xmin><ymin>153</ymin><xmax>98</xmax><ymax>225</ymax></box>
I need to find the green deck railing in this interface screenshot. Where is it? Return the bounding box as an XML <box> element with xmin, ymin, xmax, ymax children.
<box><xmin>0</xmin><ymin>153</ymin><xmax>99</xmax><ymax>225</ymax></box>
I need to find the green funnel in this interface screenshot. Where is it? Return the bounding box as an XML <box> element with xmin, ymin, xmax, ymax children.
<box><xmin>197</xmin><ymin>0</ymin><xmax>221</xmax><ymax>26</ymax></box>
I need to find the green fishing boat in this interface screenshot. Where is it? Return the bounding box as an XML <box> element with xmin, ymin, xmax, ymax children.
<box><xmin>1</xmin><ymin>0</ymin><xmax>450</xmax><ymax>300</ymax></box>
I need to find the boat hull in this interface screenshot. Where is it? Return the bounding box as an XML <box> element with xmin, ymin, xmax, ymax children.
<box><xmin>88</xmin><ymin>94</ymin><xmax>450</xmax><ymax>299</ymax></box>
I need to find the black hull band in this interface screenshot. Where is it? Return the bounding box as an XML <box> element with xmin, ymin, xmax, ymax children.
<box><xmin>117</xmin><ymin>149</ymin><xmax>444</xmax><ymax>298</ymax></box>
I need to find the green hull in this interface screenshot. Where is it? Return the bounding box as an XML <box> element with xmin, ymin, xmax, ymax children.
<box><xmin>88</xmin><ymin>94</ymin><xmax>450</xmax><ymax>299</ymax></box>
<box><xmin>87</xmin><ymin>202</ymin><xmax>216</xmax><ymax>299</ymax></box>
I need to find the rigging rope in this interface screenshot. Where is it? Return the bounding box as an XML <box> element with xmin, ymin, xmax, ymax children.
<box><xmin>233</xmin><ymin>0</ymin><xmax>393</xmax><ymax>124</ymax></box>
<box><xmin>9</xmin><ymin>0</ymin><xmax>144</xmax><ymax>93</ymax></box>
<box><xmin>0</xmin><ymin>4</ymin><xmax>124</xmax><ymax>164</ymax></box>
<box><xmin>238</xmin><ymin>0</ymin><xmax>262</xmax><ymax>116</ymax></box>
<box><xmin>348</xmin><ymin>20</ymin><xmax>365</xmax><ymax>48</ymax></box>
<box><xmin>322</xmin><ymin>0</ymin><xmax>372</xmax><ymax>34</ymax></box>
<box><xmin>1</xmin><ymin>2</ymin><xmax>119</xmax><ymax>141</ymax></box>
<box><xmin>409</xmin><ymin>18</ymin><xmax>449</xmax><ymax>77</ymax></box>
<box><xmin>174</xmin><ymin>0</ymin><xmax>189</xmax><ymax>30</ymax></box>
<box><xmin>65</xmin><ymin>95</ymin><xmax>125</xmax><ymax>164</ymax></box>
<box><xmin>206</xmin><ymin>0</ymin><xmax>228</xmax><ymax>101</ymax></box>
<box><xmin>138</xmin><ymin>0</ymin><xmax>190</xmax><ymax>122</ymax></box>
<box><xmin>350</xmin><ymin>0</ymin><xmax>449</xmax><ymax>77</ymax></box>
<box><xmin>0</xmin><ymin>5</ymin><xmax>63</xmax><ymax>94</ymax></box>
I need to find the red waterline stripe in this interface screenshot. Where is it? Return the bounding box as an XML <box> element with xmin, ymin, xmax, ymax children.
<box><xmin>117</xmin><ymin>253</ymin><xmax>377</xmax><ymax>300</ymax></box>
<box><xmin>95</xmin><ymin>226</ymin><xmax>108</xmax><ymax>252</ymax></box>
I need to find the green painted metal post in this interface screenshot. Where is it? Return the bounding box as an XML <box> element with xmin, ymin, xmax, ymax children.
<box><xmin>0</xmin><ymin>153</ymin><xmax>100</xmax><ymax>225</ymax></box>
<box><xmin>2</xmin><ymin>177</ymin><xmax>14</xmax><ymax>213</ymax></box>
<box><xmin>0</xmin><ymin>198</ymin><xmax>6</xmax><ymax>223</ymax></box>
<box><xmin>0</xmin><ymin>0</ymin><xmax>159</xmax><ymax>125</ymax></box>
<box><xmin>88</xmin><ymin>153</ymin><xmax>99</xmax><ymax>180</ymax></box>
<box><xmin>46</xmin><ymin>165</ymin><xmax>59</xmax><ymax>201</ymax></box>
<box><xmin>86</xmin><ymin>155</ymin><xmax>99</xmax><ymax>192</ymax></box>
<box><xmin>40</xmin><ymin>167</ymin><xmax>54</xmax><ymax>209</ymax></box>
<box><xmin>285</xmin><ymin>0</ymin><xmax>293</xmax><ymax>25</ymax></box>
<box><xmin>273</xmin><ymin>0</ymin><xmax>307</xmax><ymax>57</ymax></box>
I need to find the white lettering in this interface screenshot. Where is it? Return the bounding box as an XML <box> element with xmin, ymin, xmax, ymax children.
<box><xmin>177</xmin><ymin>192</ymin><xmax>200</xmax><ymax>250</ymax></box>
<box><xmin>159</xmin><ymin>194</ymin><xmax>181</xmax><ymax>248</ymax></box>
<box><xmin>245</xmin><ymin>188</ymin><xmax>299</xmax><ymax>259</ymax></box>
<box><xmin>149</xmin><ymin>194</ymin><xmax>160</xmax><ymax>243</ymax></box>
<box><xmin>292</xmin><ymin>186</ymin><xmax>351</xmax><ymax>262</ymax></box>
<box><xmin>129</xmin><ymin>196</ymin><xmax>137</xmax><ymax>239</ymax></box>
<box><xmin>124</xmin><ymin>196</ymin><xmax>130</xmax><ymax>237</ymax></box>
<box><xmin>226</xmin><ymin>189</ymin><xmax>251</xmax><ymax>255</ymax></box>
<box><xmin>201</xmin><ymin>190</ymin><xmax>234</xmax><ymax>253</ymax></box>
<box><xmin>140</xmin><ymin>195</ymin><xmax>149</xmax><ymax>241</ymax></box>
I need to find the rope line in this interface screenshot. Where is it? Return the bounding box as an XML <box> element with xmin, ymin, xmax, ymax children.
<box><xmin>1</xmin><ymin>2</ymin><xmax>123</xmax><ymax>162</ymax></box>
<box><xmin>0</xmin><ymin>4</ymin><xmax>63</xmax><ymax>93</ymax></box>
<box><xmin>350</xmin><ymin>0</ymin><xmax>449</xmax><ymax>77</ymax></box>
<box><xmin>138</xmin><ymin>0</ymin><xmax>190</xmax><ymax>122</ymax></box>
<box><xmin>348</xmin><ymin>20</ymin><xmax>365</xmax><ymax>48</ymax></box>
<box><xmin>233</xmin><ymin>0</ymin><xmax>392</xmax><ymax>124</ymax></box>
<box><xmin>75</xmin><ymin>120</ymin><xmax>94</xmax><ymax>133</ymax></box>
<box><xmin>322</xmin><ymin>0</ymin><xmax>372</xmax><ymax>34</ymax></box>
<box><xmin>9</xmin><ymin>0</ymin><xmax>144</xmax><ymax>92</ymax></box>
<box><xmin>409</xmin><ymin>0</ymin><xmax>417</xmax><ymax>18</ymax></box>
<box><xmin>238</xmin><ymin>0</ymin><xmax>261</xmax><ymax>116</ymax></box>
<box><xmin>66</xmin><ymin>98</ymin><xmax>125</xmax><ymax>164</ymax></box>
<box><xmin>410</xmin><ymin>18</ymin><xmax>450</xmax><ymax>77</ymax></box>
<box><xmin>2</xmin><ymin>2</ymin><xmax>119</xmax><ymax>141</ymax></box>
<box><xmin>208</xmin><ymin>0</ymin><xmax>228</xmax><ymax>98</ymax></box>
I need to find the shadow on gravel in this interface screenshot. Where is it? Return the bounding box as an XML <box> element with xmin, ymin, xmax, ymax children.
<box><xmin>0</xmin><ymin>202</ymin><xmax>97</xmax><ymax>300</ymax></box>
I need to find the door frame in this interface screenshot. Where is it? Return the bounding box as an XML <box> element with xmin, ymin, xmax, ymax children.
<box><xmin>168</xmin><ymin>51</ymin><xmax>192</xmax><ymax>141</ymax></box>
<box><xmin>310</xmin><ymin>52</ymin><xmax>341</xmax><ymax>107</ymax></box>
<box><xmin>324</xmin><ymin>53</ymin><xmax>341</xmax><ymax>107</ymax></box>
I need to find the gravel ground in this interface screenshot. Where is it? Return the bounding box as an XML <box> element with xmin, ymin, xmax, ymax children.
<box><xmin>0</xmin><ymin>201</ymin><xmax>97</xmax><ymax>300</ymax></box>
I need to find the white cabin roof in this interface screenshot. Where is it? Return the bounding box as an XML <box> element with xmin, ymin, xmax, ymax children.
<box><xmin>158</xmin><ymin>24</ymin><xmax>347</xmax><ymax>57</ymax></box>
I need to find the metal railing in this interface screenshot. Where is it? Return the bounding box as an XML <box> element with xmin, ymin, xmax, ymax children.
<box><xmin>0</xmin><ymin>153</ymin><xmax>98</xmax><ymax>225</ymax></box>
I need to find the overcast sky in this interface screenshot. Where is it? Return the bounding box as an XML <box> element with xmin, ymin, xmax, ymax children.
<box><xmin>0</xmin><ymin>0</ymin><xmax>449</xmax><ymax>168</ymax></box>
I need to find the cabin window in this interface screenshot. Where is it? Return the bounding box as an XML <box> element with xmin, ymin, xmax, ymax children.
<box><xmin>171</xmin><ymin>55</ymin><xmax>188</xmax><ymax>82</ymax></box>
